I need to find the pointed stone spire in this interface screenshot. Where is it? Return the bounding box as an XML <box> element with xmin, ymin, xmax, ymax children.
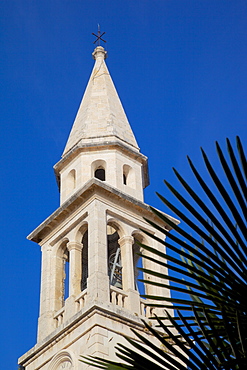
<box><xmin>62</xmin><ymin>46</ymin><xmax>139</xmax><ymax>157</ymax></box>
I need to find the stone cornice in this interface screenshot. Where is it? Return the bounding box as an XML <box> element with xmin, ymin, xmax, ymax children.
<box><xmin>18</xmin><ymin>302</ymin><xmax>149</xmax><ymax>367</ymax></box>
<box><xmin>27</xmin><ymin>178</ymin><xmax>178</xmax><ymax>244</ymax></box>
<box><xmin>53</xmin><ymin>139</ymin><xmax>149</xmax><ymax>190</ymax></box>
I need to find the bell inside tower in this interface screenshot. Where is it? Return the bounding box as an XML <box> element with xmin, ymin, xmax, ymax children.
<box><xmin>107</xmin><ymin>225</ymin><xmax>122</xmax><ymax>289</ymax></box>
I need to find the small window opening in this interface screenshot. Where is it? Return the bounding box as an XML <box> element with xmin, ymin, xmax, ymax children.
<box><xmin>95</xmin><ymin>168</ymin><xmax>105</xmax><ymax>181</ymax></box>
<box><xmin>123</xmin><ymin>164</ymin><xmax>135</xmax><ymax>188</ymax></box>
<box><xmin>123</xmin><ymin>174</ymin><xmax>127</xmax><ymax>185</ymax></box>
<box><xmin>66</xmin><ymin>169</ymin><xmax>76</xmax><ymax>195</ymax></box>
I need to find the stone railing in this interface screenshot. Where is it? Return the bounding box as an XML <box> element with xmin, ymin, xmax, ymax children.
<box><xmin>54</xmin><ymin>290</ymin><xmax>154</xmax><ymax>327</ymax></box>
<box><xmin>54</xmin><ymin>306</ymin><xmax>65</xmax><ymax>328</ymax></box>
<box><xmin>140</xmin><ymin>298</ymin><xmax>154</xmax><ymax>318</ymax></box>
<box><xmin>110</xmin><ymin>286</ymin><xmax>128</xmax><ymax>308</ymax></box>
<box><xmin>75</xmin><ymin>289</ymin><xmax>87</xmax><ymax>311</ymax></box>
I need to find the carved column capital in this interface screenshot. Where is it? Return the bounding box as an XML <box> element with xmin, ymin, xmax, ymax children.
<box><xmin>118</xmin><ymin>236</ymin><xmax>134</xmax><ymax>247</ymax></box>
<box><xmin>67</xmin><ymin>241</ymin><xmax>83</xmax><ymax>252</ymax></box>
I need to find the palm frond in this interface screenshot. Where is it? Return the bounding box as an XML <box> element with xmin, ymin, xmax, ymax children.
<box><xmin>81</xmin><ymin>137</ymin><xmax>247</xmax><ymax>370</ymax></box>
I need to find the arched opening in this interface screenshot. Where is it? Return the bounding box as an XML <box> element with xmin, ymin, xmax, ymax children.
<box><xmin>92</xmin><ymin>159</ymin><xmax>106</xmax><ymax>182</ymax></box>
<box><xmin>123</xmin><ymin>173</ymin><xmax>127</xmax><ymax>185</ymax></box>
<box><xmin>63</xmin><ymin>249</ymin><xmax>70</xmax><ymax>302</ymax></box>
<box><xmin>107</xmin><ymin>225</ymin><xmax>122</xmax><ymax>289</ymax></box>
<box><xmin>123</xmin><ymin>164</ymin><xmax>135</xmax><ymax>188</ymax></box>
<box><xmin>55</xmin><ymin>240</ymin><xmax>70</xmax><ymax>310</ymax></box>
<box><xmin>95</xmin><ymin>168</ymin><xmax>105</xmax><ymax>181</ymax></box>
<box><xmin>132</xmin><ymin>234</ymin><xmax>145</xmax><ymax>296</ymax></box>
<box><xmin>81</xmin><ymin>230</ymin><xmax>88</xmax><ymax>291</ymax></box>
<box><xmin>123</xmin><ymin>164</ymin><xmax>130</xmax><ymax>185</ymax></box>
<box><xmin>66</xmin><ymin>169</ymin><xmax>76</xmax><ymax>195</ymax></box>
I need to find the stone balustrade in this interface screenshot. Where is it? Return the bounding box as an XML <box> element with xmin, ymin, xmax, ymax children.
<box><xmin>75</xmin><ymin>289</ymin><xmax>87</xmax><ymax>311</ymax></box>
<box><xmin>53</xmin><ymin>289</ymin><xmax>155</xmax><ymax>328</ymax></box>
<box><xmin>140</xmin><ymin>298</ymin><xmax>154</xmax><ymax>318</ymax></box>
<box><xmin>110</xmin><ymin>286</ymin><xmax>128</xmax><ymax>308</ymax></box>
<box><xmin>54</xmin><ymin>306</ymin><xmax>65</xmax><ymax>328</ymax></box>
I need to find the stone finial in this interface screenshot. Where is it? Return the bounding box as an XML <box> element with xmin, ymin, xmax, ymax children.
<box><xmin>92</xmin><ymin>46</ymin><xmax>108</xmax><ymax>60</ymax></box>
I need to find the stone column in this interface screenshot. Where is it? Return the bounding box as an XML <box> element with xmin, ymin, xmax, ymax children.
<box><xmin>119</xmin><ymin>236</ymin><xmax>134</xmax><ymax>290</ymax></box>
<box><xmin>67</xmin><ymin>241</ymin><xmax>83</xmax><ymax>297</ymax></box>
<box><xmin>87</xmin><ymin>200</ymin><xmax>109</xmax><ymax>303</ymax></box>
<box><xmin>63</xmin><ymin>241</ymin><xmax>83</xmax><ymax>320</ymax></box>
<box><xmin>119</xmin><ymin>236</ymin><xmax>140</xmax><ymax>314</ymax></box>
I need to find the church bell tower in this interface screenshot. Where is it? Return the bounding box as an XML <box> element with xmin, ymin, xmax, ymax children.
<box><xmin>18</xmin><ymin>45</ymin><xmax>175</xmax><ymax>369</ymax></box>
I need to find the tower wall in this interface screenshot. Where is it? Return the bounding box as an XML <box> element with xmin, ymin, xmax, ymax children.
<box><xmin>59</xmin><ymin>148</ymin><xmax>146</xmax><ymax>205</ymax></box>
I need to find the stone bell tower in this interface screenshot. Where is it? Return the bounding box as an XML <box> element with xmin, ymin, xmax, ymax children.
<box><xmin>18</xmin><ymin>46</ymin><xmax>176</xmax><ymax>369</ymax></box>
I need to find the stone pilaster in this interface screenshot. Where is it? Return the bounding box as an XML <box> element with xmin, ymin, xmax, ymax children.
<box><xmin>67</xmin><ymin>241</ymin><xmax>83</xmax><ymax>297</ymax></box>
<box><xmin>87</xmin><ymin>200</ymin><xmax>109</xmax><ymax>303</ymax></box>
<box><xmin>37</xmin><ymin>244</ymin><xmax>54</xmax><ymax>342</ymax></box>
<box><xmin>63</xmin><ymin>242</ymin><xmax>83</xmax><ymax>321</ymax></box>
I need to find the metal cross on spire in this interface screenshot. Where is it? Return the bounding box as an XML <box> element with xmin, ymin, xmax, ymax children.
<box><xmin>92</xmin><ymin>24</ymin><xmax>106</xmax><ymax>46</ymax></box>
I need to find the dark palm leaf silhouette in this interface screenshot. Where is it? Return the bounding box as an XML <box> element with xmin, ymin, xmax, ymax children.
<box><xmin>81</xmin><ymin>136</ymin><xmax>247</xmax><ymax>369</ymax></box>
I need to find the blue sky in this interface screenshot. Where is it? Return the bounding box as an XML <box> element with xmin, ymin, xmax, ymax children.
<box><xmin>0</xmin><ymin>1</ymin><xmax>246</xmax><ymax>368</ymax></box>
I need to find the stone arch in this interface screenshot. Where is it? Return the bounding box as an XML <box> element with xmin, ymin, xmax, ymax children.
<box><xmin>66</xmin><ymin>169</ymin><xmax>76</xmax><ymax>196</ymax></box>
<box><xmin>74</xmin><ymin>222</ymin><xmax>89</xmax><ymax>291</ymax></box>
<box><xmin>81</xmin><ymin>229</ymin><xmax>88</xmax><ymax>291</ymax></box>
<box><xmin>55</xmin><ymin>239</ymin><xmax>69</xmax><ymax>310</ymax></box>
<box><xmin>92</xmin><ymin>159</ymin><xmax>106</xmax><ymax>181</ymax></box>
<box><xmin>107</xmin><ymin>218</ymin><xmax>126</xmax><ymax>239</ymax></box>
<box><xmin>107</xmin><ymin>221</ymin><xmax>123</xmax><ymax>289</ymax></box>
<box><xmin>131</xmin><ymin>231</ymin><xmax>146</xmax><ymax>294</ymax></box>
<box><xmin>48</xmin><ymin>349</ymin><xmax>77</xmax><ymax>370</ymax></box>
<box><xmin>56</xmin><ymin>238</ymin><xmax>69</xmax><ymax>257</ymax></box>
<box><xmin>74</xmin><ymin>221</ymin><xmax>88</xmax><ymax>243</ymax></box>
<box><xmin>132</xmin><ymin>231</ymin><xmax>148</xmax><ymax>252</ymax></box>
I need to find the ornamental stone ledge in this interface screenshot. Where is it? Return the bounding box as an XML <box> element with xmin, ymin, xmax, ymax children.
<box><xmin>53</xmin><ymin>139</ymin><xmax>148</xmax><ymax>190</ymax></box>
<box><xmin>18</xmin><ymin>301</ymin><xmax>152</xmax><ymax>366</ymax></box>
<box><xmin>27</xmin><ymin>178</ymin><xmax>179</xmax><ymax>244</ymax></box>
